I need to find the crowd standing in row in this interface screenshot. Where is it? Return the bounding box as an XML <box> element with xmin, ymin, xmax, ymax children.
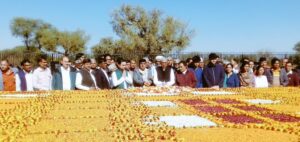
<box><xmin>0</xmin><ymin>52</ymin><xmax>299</xmax><ymax>92</ymax></box>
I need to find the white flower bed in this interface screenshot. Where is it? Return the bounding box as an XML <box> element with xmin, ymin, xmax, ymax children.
<box><xmin>0</xmin><ymin>93</ymin><xmax>50</xmax><ymax>99</ymax></box>
<box><xmin>192</xmin><ymin>91</ymin><xmax>235</xmax><ymax>96</ymax></box>
<box><xmin>134</xmin><ymin>92</ymin><xmax>178</xmax><ymax>96</ymax></box>
<box><xmin>244</xmin><ymin>99</ymin><xmax>280</xmax><ymax>104</ymax></box>
<box><xmin>140</xmin><ymin>101</ymin><xmax>177</xmax><ymax>107</ymax></box>
<box><xmin>145</xmin><ymin>115</ymin><xmax>217</xmax><ymax>128</ymax></box>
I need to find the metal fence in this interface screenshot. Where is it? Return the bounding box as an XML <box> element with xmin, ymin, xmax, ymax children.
<box><xmin>0</xmin><ymin>52</ymin><xmax>63</xmax><ymax>66</ymax></box>
<box><xmin>0</xmin><ymin>51</ymin><xmax>297</xmax><ymax>66</ymax></box>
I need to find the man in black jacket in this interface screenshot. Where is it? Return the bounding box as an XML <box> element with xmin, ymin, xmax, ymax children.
<box><xmin>203</xmin><ymin>53</ymin><xmax>225</xmax><ymax>89</ymax></box>
<box><xmin>94</xmin><ymin>58</ymin><xmax>111</xmax><ymax>89</ymax></box>
<box><xmin>75</xmin><ymin>58</ymin><xmax>97</xmax><ymax>90</ymax></box>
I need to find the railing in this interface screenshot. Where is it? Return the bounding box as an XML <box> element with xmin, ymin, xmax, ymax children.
<box><xmin>0</xmin><ymin>51</ymin><xmax>297</xmax><ymax>66</ymax></box>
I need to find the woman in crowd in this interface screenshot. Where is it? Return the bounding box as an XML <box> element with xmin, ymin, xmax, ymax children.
<box><xmin>223</xmin><ymin>63</ymin><xmax>240</xmax><ymax>88</ymax></box>
<box><xmin>254</xmin><ymin>65</ymin><xmax>269</xmax><ymax>88</ymax></box>
<box><xmin>239</xmin><ymin>62</ymin><xmax>255</xmax><ymax>87</ymax></box>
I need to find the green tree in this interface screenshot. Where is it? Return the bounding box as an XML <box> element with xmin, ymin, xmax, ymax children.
<box><xmin>92</xmin><ymin>38</ymin><xmax>132</xmax><ymax>59</ymax></box>
<box><xmin>38</xmin><ymin>28</ymin><xmax>59</xmax><ymax>52</ymax></box>
<box><xmin>92</xmin><ymin>37</ymin><xmax>116</xmax><ymax>56</ymax></box>
<box><xmin>294</xmin><ymin>42</ymin><xmax>300</xmax><ymax>53</ymax></box>
<box><xmin>93</xmin><ymin>5</ymin><xmax>194</xmax><ymax>57</ymax></box>
<box><xmin>11</xmin><ymin>17</ymin><xmax>54</xmax><ymax>51</ymax></box>
<box><xmin>0</xmin><ymin>46</ymin><xmax>41</xmax><ymax>65</ymax></box>
<box><xmin>33</xmin><ymin>20</ymin><xmax>53</xmax><ymax>50</ymax></box>
<box><xmin>292</xmin><ymin>42</ymin><xmax>300</xmax><ymax>65</ymax></box>
<box><xmin>10</xmin><ymin>17</ymin><xmax>37</xmax><ymax>50</ymax></box>
<box><xmin>11</xmin><ymin>17</ymin><xmax>89</xmax><ymax>55</ymax></box>
<box><xmin>57</xmin><ymin>30</ymin><xmax>89</xmax><ymax>56</ymax></box>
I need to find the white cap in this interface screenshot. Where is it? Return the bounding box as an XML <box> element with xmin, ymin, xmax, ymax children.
<box><xmin>155</xmin><ymin>55</ymin><xmax>164</xmax><ymax>62</ymax></box>
<box><xmin>200</xmin><ymin>57</ymin><xmax>204</xmax><ymax>62</ymax></box>
<box><xmin>91</xmin><ymin>58</ymin><xmax>97</xmax><ymax>63</ymax></box>
<box><xmin>108</xmin><ymin>63</ymin><xmax>117</xmax><ymax>72</ymax></box>
<box><xmin>223</xmin><ymin>60</ymin><xmax>230</xmax><ymax>65</ymax></box>
<box><xmin>167</xmin><ymin>56</ymin><xmax>173</xmax><ymax>60</ymax></box>
<box><xmin>75</xmin><ymin>59</ymin><xmax>82</xmax><ymax>64</ymax></box>
<box><xmin>143</xmin><ymin>57</ymin><xmax>149</xmax><ymax>62</ymax></box>
<box><xmin>161</xmin><ymin>57</ymin><xmax>168</xmax><ymax>62</ymax></box>
<box><xmin>174</xmin><ymin>59</ymin><xmax>181</xmax><ymax>64</ymax></box>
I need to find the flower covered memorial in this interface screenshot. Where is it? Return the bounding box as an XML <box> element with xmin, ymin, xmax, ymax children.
<box><xmin>0</xmin><ymin>87</ymin><xmax>299</xmax><ymax>141</ymax></box>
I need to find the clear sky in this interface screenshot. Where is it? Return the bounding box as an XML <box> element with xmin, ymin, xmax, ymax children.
<box><xmin>0</xmin><ymin>0</ymin><xmax>299</xmax><ymax>53</ymax></box>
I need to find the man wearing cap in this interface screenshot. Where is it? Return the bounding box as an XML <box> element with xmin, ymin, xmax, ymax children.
<box><xmin>167</xmin><ymin>57</ymin><xmax>174</xmax><ymax>67</ymax></box>
<box><xmin>153</xmin><ymin>57</ymin><xmax>175</xmax><ymax>86</ymax></box>
<box><xmin>203</xmin><ymin>53</ymin><xmax>225</xmax><ymax>89</ymax></box>
<box><xmin>173</xmin><ymin>59</ymin><xmax>181</xmax><ymax>71</ymax></box>
<box><xmin>155</xmin><ymin>55</ymin><xmax>164</xmax><ymax>67</ymax></box>
<box><xmin>90</xmin><ymin>58</ymin><xmax>98</xmax><ymax>71</ymax></box>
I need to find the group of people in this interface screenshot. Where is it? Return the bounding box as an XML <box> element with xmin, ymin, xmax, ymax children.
<box><xmin>0</xmin><ymin>52</ymin><xmax>299</xmax><ymax>92</ymax></box>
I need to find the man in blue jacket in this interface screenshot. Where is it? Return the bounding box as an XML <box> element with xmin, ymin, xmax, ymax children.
<box><xmin>190</xmin><ymin>56</ymin><xmax>204</xmax><ymax>88</ymax></box>
<box><xmin>203</xmin><ymin>53</ymin><xmax>225</xmax><ymax>89</ymax></box>
<box><xmin>52</xmin><ymin>56</ymin><xmax>77</xmax><ymax>90</ymax></box>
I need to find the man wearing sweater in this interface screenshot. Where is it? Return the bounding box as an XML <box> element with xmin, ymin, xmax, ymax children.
<box><xmin>175</xmin><ymin>61</ymin><xmax>197</xmax><ymax>88</ymax></box>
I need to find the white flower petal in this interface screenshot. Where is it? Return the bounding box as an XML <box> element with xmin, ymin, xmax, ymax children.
<box><xmin>134</xmin><ymin>92</ymin><xmax>178</xmax><ymax>96</ymax></box>
<box><xmin>244</xmin><ymin>99</ymin><xmax>280</xmax><ymax>104</ymax></box>
<box><xmin>141</xmin><ymin>101</ymin><xmax>177</xmax><ymax>107</ymax></box>
<box><xmin>192</xmin><ymin>91</ymin><xmax>235</xmax><ymax>95</ymax></box>
<box><xmin>147</xmin><ymin>115</ymin><xmax>217</xmax><ymax>128</ymax></box>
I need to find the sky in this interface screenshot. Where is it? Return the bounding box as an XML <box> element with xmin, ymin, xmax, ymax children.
<box><xmin>0</xmin><ymin>0</ymin><xmax>300</xmax><ymax>53</ymax></box>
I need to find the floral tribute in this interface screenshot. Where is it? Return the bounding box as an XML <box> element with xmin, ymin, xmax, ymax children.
<box><xmin>194</xmin><ymin>106</ymin><xmax>232</xmax><ymax>114</ymax></box>
<box><xmin>261</xmin><ymin>113</ymin><xmax>300</xmax><ymax>122</ymax></box>
<box><xmin>216</xmin><ymin>114</ymin><xmax>264</xmax><ymax>124</ymax></box>
<box><xmin>0</xmin><ymin>87</ymin><xmax>299</xmax><ymax>141</ymax></box>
